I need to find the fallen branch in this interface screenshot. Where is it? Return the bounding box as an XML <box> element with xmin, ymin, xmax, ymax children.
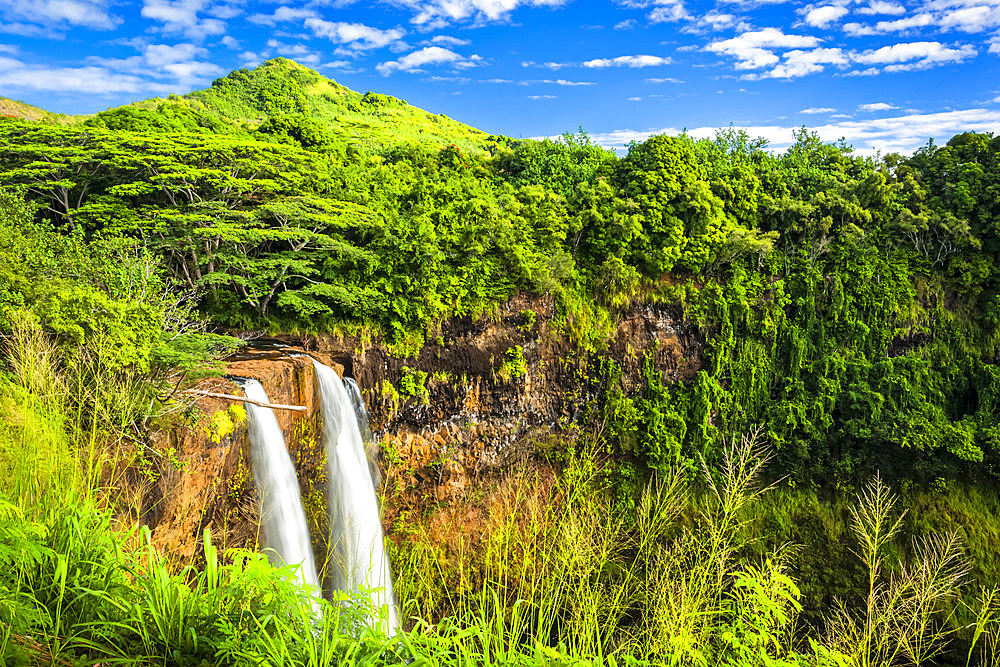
<box><xmin>183</xmin><ymin>389</ymin><xmax>307</xmax><ymax>412</ymax></box>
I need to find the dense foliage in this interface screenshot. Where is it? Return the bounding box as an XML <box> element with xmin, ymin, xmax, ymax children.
<box><xmin>3</xmin><ymin>61</ymin><xmax>999</xmax><ymax>489</ymax></box>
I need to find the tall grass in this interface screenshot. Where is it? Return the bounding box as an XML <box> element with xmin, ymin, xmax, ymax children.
<box><xmin>0</xmin><ymin>312</ymin><xmax>80</xmax><ymax>514</ymax></box>
<box><xmin>391</xmin><ymin>431</ymin><xmax>823</xmax><ymax>665</ymax></box>
<box><xmin>824</xmin><ymin>475</ymin><xmax>970</xmax><ymax>667</ymax></box>
<box><xmin>1</xmin><ymin>310</ymin><xmax>170</xmax><ymax>521</ymax></box>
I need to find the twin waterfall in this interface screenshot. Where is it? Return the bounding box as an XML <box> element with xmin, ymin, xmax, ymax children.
<box><xmin>242</xmin><ymin>362</ymin><xmax>398</xmax><ymax>631</ymax></box>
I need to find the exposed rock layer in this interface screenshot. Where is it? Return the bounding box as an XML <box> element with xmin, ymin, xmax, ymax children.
<box><xmin>145</xmin><ymin>294</ymin><xmax>703</xmax><ymax>563</ymax></box>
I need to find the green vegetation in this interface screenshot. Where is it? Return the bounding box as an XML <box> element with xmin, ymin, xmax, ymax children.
<box><xmin>4</xmin><ymin>57</ymin><xmax>1000</xmax><ymax>665</ymax></box>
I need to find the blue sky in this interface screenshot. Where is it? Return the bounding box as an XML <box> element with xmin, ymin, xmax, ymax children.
<box><xmin>0</xmin><ymin>0</ymin><xmax>998</xmax><ymax>155</ymax></box>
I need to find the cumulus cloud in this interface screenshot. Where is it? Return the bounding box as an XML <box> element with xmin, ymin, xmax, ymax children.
<box><xmin>758</xmin><ymin>47</ymin><xmax>847</xmax><ymax>78</ymax></box>
<box><xmin>695</xmin><ymin>10</ymin><xmax>741</xmax><ymax>30</ymax></box>
<box><xmin>858</xmin><ymin>102</ymin><xmax>898</xmax><ymax>111</ymax></box>
<box><xmin>403</xmin><ymin>0</ymin><xmax>569</xmax><ymax>26</ymax></box>
<box><xmin>649</xmin><ymin>0</ymin><xmax>689</xmax><ymax>23</ymax></box>
<box><xmin>247</xmin><ymin>6</ymin><xmax>317</xmax><ymax>26</ymax></box>
<box><xmin>141</xmin><ymin>0</ymin><xmax>226</xmax><ymax>40</ymax></box>
<box><xmin>376</xmin><ymin>46</ymin><xmax>482</xmax><ymax>74</ymax></box>
<box><xmin>940</xmin><ymin>5</ymin><xmax>1000</xmax><ymax>32</ymax></box>
<box><xmin>430</xmin><ymin>35</ymin><xmax>471</xmax><ymax>46</ymax></box>
<box><xmin>0</xmin><ymin>56</ymin><xmax>165</xmax><ymax>95</ymax></box>
<box><xmin>856</xmin><ymin>1</ymin><xmax>905</xmax><ymax>15</ymax></box>
<box><xmin>854</xmin><ymin>41</ymin><xmax>976</xmax><ymax>71</ymax></box>
<box><xmin>706</xmin><ymin>28</ymin><xmax>820</xmax><ymax>70</ymax></box>
<box><xmin>582</xmin><ymin>54</ymin><xmax>672</xmax><ymax>67</ymax></box>
<box><xmin>305</xmin><ymin>19</ymin><xmax>405</xmax><ymax>50</ymax></box>
<box><xmin>0</xmin><ymin>0</ymin><xmax>120</xmax><ymax>30</ymax></box>
<box><xmin>845</xmin><ymin>1</ymin><xmax>1000</xmax><ymax>36</ymax></box>
<box><xmin>88</xmin><ymin>41</ymin><xmax>224</xmax><ymax>86</ymax></box>
<box><xmin>802</xmin><ymin>5</ymin><xmax>849</xmax><ymax>28</ymax></box>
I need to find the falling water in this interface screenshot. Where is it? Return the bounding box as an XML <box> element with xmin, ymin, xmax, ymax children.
<box><xmin>313</xmin><ymin>361</ymin><xmax>399</xmax><ymax>632</ymax></box>
<box><xmin>344</xmin><ymin>377</ymin><xmax>381</xmax><ymax>490</ymax></box>
<box><xmin>242</xmin><ymin>379</ymin><xmax>320</xmax><ymax>591</ymax></box>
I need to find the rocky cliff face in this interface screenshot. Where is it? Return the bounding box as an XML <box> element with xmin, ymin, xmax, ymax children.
<box><xmin>144</xmin><ymin>294</ymin><xmax>704</xmax><ymax>568</ymax></box>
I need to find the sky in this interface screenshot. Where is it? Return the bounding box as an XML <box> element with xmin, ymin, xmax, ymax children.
<box><xmin>0</xmin><ymin>0</ymin><xmax>998</xmax><ymax>155</ymax></box>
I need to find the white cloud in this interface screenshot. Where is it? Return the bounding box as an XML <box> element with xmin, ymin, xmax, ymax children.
<box><xmin>88</xmin><ymin>41</ymin><xmax>224</xmax><ymax>87</ymax></box>
<box><xmin>263</xmin><ymin>39</ymin><xmax>322</xmax><ymax>65</ymax></box>
<box><xmin>628</xmin><ymin>96</ymin><xmax>643</xmax><ymax>101</ymax></box>
<box><xmin>376</xmin><ymin>46</ymin><xmax>482</xmax><ymax>74</ymax></box>
<box><xmin>803</xmin><ymin>5</ymin><xmax>849</xmax><ymax>27</ymax></box>
<box><xmin>247</xmin><ymin>6</ymin><xmax>317</xmax><ymax>26</ymax></box>
<box><xmin>649</xmin><ymin>0</ymin><xmax>689</xmax><ymax>22</ymax></box>
<box><xmin>0</xmin><ymin>56</ymin><xmax>163</xmax><ymax>95</ymax></box>
<box><xmin>706</xmin><ymin>28</ymin><xmax>821</xmax><ymax>70</ymax></box>
<box><xmin>205</xmin><ymin>3</ymin><xmax>238</xmax><ymax>19</ymax></box>
<box><xmin>548</xmin><ymin>78</ymin><xmax>595</xmax><ymax>85</ymax></box>
<box><xmin>0</xmin><ymin>0</ymin><xmax>120</xmax><ymax>29</ymax></box>
<box><xmin>940</xmin><ymin>5</ymin><xmax>1000</xmax><ymax>32</ymax></box>
<box><xmin>0</xmin><ymin>43</ymin><xmax>17</xmax><ymax>54</ymax></box>
<box><xmin>143</xmin><ymin>42</ymin><xmax>203</xmax><ymax>67</ymax></box>
<box><xmin>759</xmin><ymin>47</ymin><xmax>847</xmax><ymax>78</ymax></box>
<box><xmin>405</xmin><ymin>0</ymin><xmax>569</xmax><ymax>26</ymax></box>
<box><xmin>800</xmin><ymin>106</ymin><xmax>837</xmax><ymax>113</ymax></box>
<box><xmin>527</xmin><ymin>94</ymin><xmax>557</xmax><ymax>99</ymax></box>
<box><xmin>575</xmin><ymin>108</ymin><xmax>1000</xmax><ymax>156</ymax></box>
<box><xmin>992</xmin><ymin>37</ymin><xmax>1000</xmax><ymax>53</ymax></box>
<box><xmin>430</xmin><ymin>34</ymin><xmax>471</xmax><ymax>46</ymax></box>
<box><xmin>856</xmin><ymin>1</ymin><xmax>905</xmax><ymax>15</ymax></box>
<box><xmin>845</xmin><ymin>3</ymin><xmax>1000</xmax><ymax>36</ymax></box>
<box><xmin>614</xmin><ymin>18</ymin><xmax>637</xmax><ymax>29</ymax></box>
<box><xmin>646</xmin><ymin>76</ymin><xmax>685</xmax><ymax>82</ymax></box>
<box><xmin>305</xmin><ymin>19</ymin><xmax>405</xmax><ymax>50</ymax></box>
<box><xmin>858</xmin><ymin>102</ymin><xmax>898</xmax><ymax>111</ymax></box>
<box><xmin>582</xmin><ymin>54</ymin><xmax>672</xmax><ymax>67</ymax></box>
<box><xmin>854</xmin><ymin>41</ymin><xmax>976</xmax><ymax>70</ymax></box>
<box><xmin>696</xmin><ymin>10</ymin><xmax>738</xmax><ymax>30</ymax></box>
<box><xmin>141</xmin><ymin>0</ymin><xmax>226</xmax><ymax>40</ymax></box>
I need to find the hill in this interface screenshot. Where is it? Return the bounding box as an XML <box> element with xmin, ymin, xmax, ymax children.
<box><xmin>0</xmin><ymin>96</ymin><xmax>81</xmax><ymax>123</ymax></box>
<box><xmin>81</xmin><ymin>58</ymin><xmax>492</xmax><ymax>153</ymax></box>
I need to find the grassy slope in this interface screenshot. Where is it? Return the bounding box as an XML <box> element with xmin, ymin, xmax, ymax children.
<box><xmin>0</xmin><ymin>97</ymin><xmax>82</xmax><ymax>123</ymax></box>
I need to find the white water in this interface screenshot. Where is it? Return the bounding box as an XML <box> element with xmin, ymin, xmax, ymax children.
<box><xmin>313</xmin><ymin>361</ymin><xmax>399</xmax><ymax>632</ymax></box>
<box><xmin>242</xmin><ymin>379</ymin><xmax>320</xmax><ymax>591</ymax></box>
<box><xmin>344</xmin><ymin>377</ymin><xmax>381</xmax><ymax>490</ymax></box>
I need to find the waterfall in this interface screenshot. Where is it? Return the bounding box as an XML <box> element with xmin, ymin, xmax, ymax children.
<box><xmin>313</xmin><ymin>361</ymin><xmax>399</xmax><ymax>632</ymax></box>
<box><xmin>242</xmin><ymin>379</ymin><xmax>320</xmax><ymax>591</ymax></box>
<box><xmin>344</xmin><ymin>377</ymin><xmax>381</xmax><ymax>490</ymax></box>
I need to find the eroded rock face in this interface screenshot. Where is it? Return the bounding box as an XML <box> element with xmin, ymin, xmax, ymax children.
<box><xmin>145</xmin><ymin>294</ymin><xmax>703</xmax><ymax>565</ymax></box>
<box><xmin>148</xmin><ymin>355</ymin><xmax>332</xmax><ymax>562</ymax></box>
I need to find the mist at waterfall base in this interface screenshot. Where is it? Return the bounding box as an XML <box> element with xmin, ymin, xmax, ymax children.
<box><xmin>242</xmin><ymin>379</ymin><xmax>320</xmax><ymax>590</ymax></box>
<box><xmin>314</xmin><ymin>360</ymin><xmax>400</xmax><ymax>632</ymax></box>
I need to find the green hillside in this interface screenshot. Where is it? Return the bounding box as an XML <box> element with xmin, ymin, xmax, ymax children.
<box><xmin>0</xmin><ymin>96</ymin><xmax>81</xmax><ymax>124</ymax></box>
<box><xmin>85</xmin><ymin>58</ymin><xmax>492</xmax><ymax>153</ymax></box>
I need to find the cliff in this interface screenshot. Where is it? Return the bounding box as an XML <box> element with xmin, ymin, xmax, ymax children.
<box><xmin>142</xmin><ymin>293</ymin><xmax>703</xmax><ymax>570</ymax></box>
